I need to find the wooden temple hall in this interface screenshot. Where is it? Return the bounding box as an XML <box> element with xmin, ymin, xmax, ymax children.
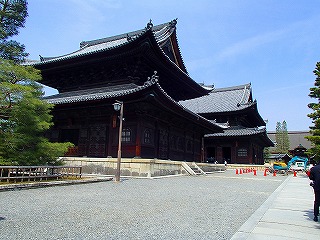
<box><xmin>30</xmin><ymin>19</ymin><xmax>273</xmax><ymax>165</ymax></box>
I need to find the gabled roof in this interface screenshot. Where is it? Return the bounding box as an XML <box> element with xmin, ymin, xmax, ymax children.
<box><xmin>43</xmin><ymin>72</ymin><xmax>223</xmax><ymax>133</ymax></box>
<box><xmin>44</xmin><ymin>83</ymin><xmax>140</xmax><ymax>105</ymax></box>
<box><xmin>267</xmin><ymin>153</ymin><xmax>291</xmax><ymax>160</ymax></box>
<box><xmin>31</xmin><ymin>19</ymin><xmax>187</xmax><ymax>72</ymax></box>
<box><xmin>205</xmin><ymin>125</ymin><xmax>274</xmax><ymax>147</ymax></box>
<box><xmin>28</xmin><ymin>19</ymin><xmax>209</xmax><ymax>100</ymax></box>
<box><xmin>179</xmin><ymin>83</ymin><xmax>253</xmax><ymax>114</ymax></box>
<box><xmin>205</xmin><ymin>125</ymin><xmax>266</xmax><ymax>137</ymax></box>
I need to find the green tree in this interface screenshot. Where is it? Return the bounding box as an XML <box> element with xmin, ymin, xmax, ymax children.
<box><xmin>306</xmin><ymin>62</ymin><xmax>320</xmax><ymax>163</ymax></box>
<box><xmin>275</xmin><ymin>120</ymin><xmax>290</xmax><ymax>153</ymax></box>
<box><xmin>0</xmin><ymin>0</ymin><xmax>28</xmax><ymax>62</ymax></box>
<box><xmin>282</xmin><ymin>120</ymin><xmax>290</xmax><ymax>151</ymax></box>
<box><xmin>0</xmin><ymin>0</ymin><xmax>72</xmax><ymax>165</ymax></box>
<box><xmin>275</xmin><ymin>121</ymin><xmax>282</xmax><ymax>152</ymax></box>
<box><xmin>263</xmin><ymin>147</ymin><xmax>271</xmax><ymax>162</ymax></box>
<box><xmin>0</xmin><ymin>59</ymin><xmax>72</xmax><ymax>165</ymax></box>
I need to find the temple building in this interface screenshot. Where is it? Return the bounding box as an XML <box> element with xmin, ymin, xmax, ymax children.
<box><xmin>30</xmin><ymin>19</ymin><xmax>273</xmax><ymax>164</ymax></box>
<box><xmin>180</xmin><ymin>84</ymin><xmax>273</xmax><ymax>164</ymax></box>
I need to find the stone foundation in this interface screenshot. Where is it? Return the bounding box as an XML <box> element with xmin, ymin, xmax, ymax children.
<box><xmin>61</xmin><ymin>157</ymin><xmax>189</xmax><ymax>178</ymax></box>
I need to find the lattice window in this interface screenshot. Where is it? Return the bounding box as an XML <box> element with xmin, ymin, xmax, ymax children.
<box><xmin>144</xmin><ymin>129</ymin><xmax>152</xmax><ymax>144</ymax></box>
<box><xmin>237</xmin><ymin>148</ymin><xmax>248</xmax><ymax>157</ymax></box>
<box><xmin>122</xmin><ymin>128</ymin><xmax>132</xmax><ymax>142</ymax></box>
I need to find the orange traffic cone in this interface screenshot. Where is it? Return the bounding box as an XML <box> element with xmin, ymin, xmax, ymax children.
<box><xmin>240</xmin><ymin>169</ymin><xmax>243</xmax><ymax>174</ymax></box>
<box><xmin>273</xmin><ymin>171</ymin><xmax>277</xmax><ymax>177</ymax></box>
<box><xmin>293</xmin><ymin>171</ymin><xmax>297</xmax><ymax>177</ymax></box>
<box><xmin>264</xmin><ymin>169</ymin><xmax>267</xmax><ymax>176</ymax></box>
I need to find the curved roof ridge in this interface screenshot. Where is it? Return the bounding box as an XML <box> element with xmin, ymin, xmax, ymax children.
<box><xmin>148</xmin><ymin>72</ymin><xmax>222</xmax><ymax>130</ymax></box>
<box><xmin>205</xmin><ymin>125</ymin><xmax>267</xmax><ymax>137</ymax></box>
<box><xmin>43</xmin><ymin>72</ymin><xmax>163</xmax><ymax>105</ymax></box>
<box><xmin>173</xmin><ymin>28</ymin><xmax>188</xmax><ymax>75</ymax></box>
<box><xmin>35</xmin><ymin>37</ymin><xmax>129</xmax><ymax>64</ymax></box>
<box><xmin>30</xmin><ymin>20</ymin><xmax>178</xmax><ymax>65</ymax></box>
<box><xmin>80</xmin><ymin>21</ymin><xmax>171</xmax><ymax>48</ymax></box>
<box><xmin>179</xmin><ymin>82</ymin><xmax>256</xmax><ymax>114</ymax></box>
<box><xmin>146</xmin><ymin>24</ymin><xmax>201</xmax><ymax>84</ymax></box>
<box><xmin>212</xmin><ymin>83</ymin><xmax>251</xmax><ymax>93</ymax></box>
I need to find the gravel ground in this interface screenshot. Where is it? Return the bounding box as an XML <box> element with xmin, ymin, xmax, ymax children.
<box><xmin>0</xmin><ymin>170</ymin><xmax>287</xmax><ymax>240</ymax></box>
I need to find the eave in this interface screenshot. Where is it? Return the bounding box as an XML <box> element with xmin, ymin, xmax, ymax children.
<box><xmin>44</xmin><ymin>73</ymin><xmax>223</xmax><ymax>133</ymax></box>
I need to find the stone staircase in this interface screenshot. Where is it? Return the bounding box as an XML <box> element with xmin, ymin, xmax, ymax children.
<box><xmin>182</xmin><ymin>162</ymin><xmax>206</xmax><ymax>176</ymax></box>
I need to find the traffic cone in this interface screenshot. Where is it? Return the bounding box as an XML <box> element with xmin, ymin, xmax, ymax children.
<box><xmin>264</xmin><ymin>169</ymin><xmax>267</xmax><ymax>176</ymax></box>
<box><xmin>253</xmin><ymin>169</ymin><xmax>257</xmax><ymax>176</ymax></box>
<box><xmin>240</xmin><ymin>169</ymin><xmax>243</xmax><ymax>174</ymax></box>
<box><xmin>293</xmin><ymin>171</ymin><xmax>297</xmax><ymax>177</ymax></box>
<box><xmin>236</xmin><ymin>169</ymin><xmax>239</xmax><ymax>174</ymax></box>
<box><xmin>273</xmin><ymin>171</ymin><xmax>277</xmax><ymax>177</ymax></box>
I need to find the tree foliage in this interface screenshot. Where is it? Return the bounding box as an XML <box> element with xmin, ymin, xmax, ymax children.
<box><xmin>275</xmin><ymin>120</ymin><xmax>290</xmax><ymax>153</ymax></box>
<box><xmin>0</xmin><ymin>59</ymin><xmax>73</xmax><ymax>165</ymax></box>
<box><xmin>0</xmin><ymin>0</ymin><xmax>72</xmax><ymax>165</ymax></box>
<box><xmin>306</xmin><ymin>62</ymin><xmax>320</xmax><ymax>163</ymax></box>
<box><xmin>0</xmin><ymin>0</ymin><xmax>28</xmax><ymax>62</ymax></box>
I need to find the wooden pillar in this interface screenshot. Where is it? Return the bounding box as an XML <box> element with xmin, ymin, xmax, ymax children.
<box><xmin>201</xmin><ymin>137</ymin><xmax>204</xmax><ymax>163</ymax></box>
<box><xmin>108</xmin><ymin>114</ymin><xmax>117</xmax><ymax>157</ymax></box>
<box><xmin>248</xmin><ymin>143</ymin><xmax>253</xmax><ymax>164</ymax></box>
<box><xmin>154</xmin><ymin>121</ymin><xmax>159</xmax><ymax>159</ymax></box>
<box><xmin>135</xmin><ymin>118</ymin><xmax>141</xmax><ymax>158</ymax></box>
<box><xmin>217</xmin><ymin>146</ymin><xmax>223</xmax><ymax>163</ymax></box>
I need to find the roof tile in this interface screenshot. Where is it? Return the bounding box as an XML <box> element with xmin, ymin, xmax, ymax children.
<box><xmin>179</xmin><ymin>83</ymin><xmax>254</xmax><ymax>113</ymax></box>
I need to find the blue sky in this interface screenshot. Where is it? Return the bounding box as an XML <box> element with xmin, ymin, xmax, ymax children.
<box><xmin>14</xmin><ymin>0</ymin><xmax>320</xmax><ymax>131</ymax></box>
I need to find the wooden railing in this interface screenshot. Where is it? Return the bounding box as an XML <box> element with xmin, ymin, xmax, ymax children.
<box><xmin>0</xmin><ymin>166</ymin><xmax>82</xmax><ymax>183</ymax></box>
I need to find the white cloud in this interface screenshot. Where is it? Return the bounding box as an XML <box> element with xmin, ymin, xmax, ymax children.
<box><xmin>217</xmin><ymin>29</ymin><xmax>286</xmax><ymax>61</ymax></box>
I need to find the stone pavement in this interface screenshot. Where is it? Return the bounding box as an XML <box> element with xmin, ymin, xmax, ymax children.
<box><xmin>0</xmin><ymin>170</ymin><xmax>318</xmax><ymax>239</ymax></box>
<box><xmin>231</xmin><ymin>173</ymin><xmax>320</xmax><ymax>240</ymax></box>
<box><xmin>0</xmin><ymin>176</ymin><xmax>113</xmax><ymax>191</ymax></box>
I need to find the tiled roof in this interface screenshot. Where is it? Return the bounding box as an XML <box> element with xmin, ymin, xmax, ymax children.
<box><xmin>43</xmin><ymin>72</ymin><xmax>223</xmax><ymax>132</ymax></box>
<box><xmin>209</xmin><ymin>121</ymin><xmax>229</xmax><ymax>129</ymax></box>
<box><xmin>205</xmin><ymin>125</ymin><xmax>267</xmax><ymax>137</ymax></box>
<box><xmin>44</xmin><ymin>83</ymin><xmax>146</xmax><ymax>105</ymax></box>
<box><xmin>32</xmin><ymin>20</ymin><xmax>178</xmax><ymax>65</ymax></box>
<box><xmin>267</xmin><ymin>153</ymin><xmax>291</xmax><ymax>160</ymax></box>
<box><xmin>179</xmin><ymin>83</ymin><xmax>254</xmax><ymax>114</ymax></box>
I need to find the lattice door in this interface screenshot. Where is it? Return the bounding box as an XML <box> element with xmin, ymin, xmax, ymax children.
<box><xmin>88</xmin><ymin>125</ymin><xmax>107</xmax><ymax>157</ymax></box>
<box><xmin>158</xmin><ymin>129</ymin><xmax>168</xmax><ymax>159</ymax></box>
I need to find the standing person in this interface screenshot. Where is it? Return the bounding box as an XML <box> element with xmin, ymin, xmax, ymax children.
<box><xmin>309</xmin><ymin>161</ymin><xmax>320</xmax><ymax>222</ymax></box>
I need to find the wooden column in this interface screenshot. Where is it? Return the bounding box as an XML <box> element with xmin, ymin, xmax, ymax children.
<box><xmin>135</xmin><ymin>118</ymin><xmax>141</xmax><ymax>158</ymax></box>
<box><xmin>216</xmin><ymin>146</ymin><xmax>223</xmax><ymax>163</ymax></box>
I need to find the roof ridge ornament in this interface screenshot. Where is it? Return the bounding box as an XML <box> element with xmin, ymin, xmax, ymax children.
<box><xmin>146</xmin><ymin>19</ymin><xmax>153</xmax><ymax>30</ymax></box>
<box><xmin>237</xmin><ymin>84</ymin><xmax>248</xmax><ymax>107</ymax></box>
<box><xmin>147</xmin><ymin>71</ymin><xmax>159</xmax><ymax>83</ymax></box>
<box><xmin>169</xmin><ymin>18</ymin><xmax>178</xmax><ymax>28</ymax></box>
<box><xmin>126</xmin><ymin>34</ymin><xmax>132</xmax><ymax>41</ymax></box>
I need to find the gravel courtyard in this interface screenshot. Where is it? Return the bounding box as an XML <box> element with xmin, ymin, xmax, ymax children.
<box><xmin>0</xmin><ymin>170</ymin><xmax>287</xmax><ymax>240</ymax></box>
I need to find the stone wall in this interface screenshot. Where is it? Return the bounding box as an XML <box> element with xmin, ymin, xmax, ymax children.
<box><xmin>62</xmin><ymin>157</ymin><xmax>188</xmax><ymax>178</ymax></box>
